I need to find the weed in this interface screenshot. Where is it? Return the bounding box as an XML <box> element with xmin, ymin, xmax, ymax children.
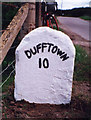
<box><xmin>4</xmin><ymin>113</ymin><xmax>7</xmax><ymax>118</ymax></box>
<box><xmin>72</xmin><ymin>87</ymin><xmax>75</xmax><ymax>93</ymax></box>
<box><xmin>77</xmin><ymin>94</ymin><xmax>84</xmax><ymax>99</ymax></box>
<box><xmin>74</xmin><ymin>45</ymin><xmax>91</xmax><ymax>81</ymax></box>
<box><xmin>2</xmin><ymin>94</ymin><xmax>8</xmax><ymax>100</ymax></box>
<box><xmin>2</xmin><ymin>75</ymin><xmax>15</xmax><ymax>93</ymax></box>
<box><xmin>53</xmin><ymin>26</ymin><xmax>63</xmax><ymax>32</ymax></box>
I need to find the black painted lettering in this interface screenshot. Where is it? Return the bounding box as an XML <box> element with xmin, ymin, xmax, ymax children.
<box><xmin>36</xmin><ymin>43</ymin><xmax>41</xmax><ymax>53</ymax></box>
<box><xmin>43</xmin><ymin>58</ymin><xmax>49</xmax><ymax>68</ymax></box>
<box><xmin>30</xmin><ymin>46</ymin><xmax>37</xmax><ymax>55</ymax></box>
<box><xmin>39</xmin><ymin>58</ymin><xmax>49</xmax><ymax>68</ymax></box>
<box><xmin>51</xmin><ymin>46</ymin><xmax>58</xmax><ymax>53</ymax></box>
<box><xmin>42</xmin><ymin>43</ymin><xmax>47</xmax><ymax>52</ymax></box>
<box><xmin>60</xmin><ymin>54</ymin><xmax>69</xmax><ymax>61</ymax></box>
<box><xmin>25</xmin><ymin>42</ymin><xmax>69</xmax><ymax>62</ymax></box>
<box><xmin>39</xmin><ymin>58</ymin><xmax>42</xmax><ymax>68</ymax></box>
<box><xmin>57</xmin><ymin>49</ymin><xmax>65</xmax><ymax>56</ymax></box>
<box><xmin>25</xmin><ymin>50</ymin><xmax>32</xmax><ymax>59</ymax></box>
<box><xmin>48</xmin><ymin>43</ymin><xmax>54</xmax><ymax>52</ymax></box>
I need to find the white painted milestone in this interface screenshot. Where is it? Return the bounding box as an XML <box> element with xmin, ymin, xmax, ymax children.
<box><xmin>14</xmin><ymin>27</ymin><xmax>75</xmax><ymax>104</ymax></box>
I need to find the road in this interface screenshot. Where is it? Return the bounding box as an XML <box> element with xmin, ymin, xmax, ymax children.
<box><xmin>57</xmin><ymin>17</ymin><xmax>90</xmax><ymax>41</ymax></box>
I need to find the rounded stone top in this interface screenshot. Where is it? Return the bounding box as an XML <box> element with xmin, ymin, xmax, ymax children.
<box><xmin>16</xmin><ymin>27</ymin><xmax>75</xmax><ymax>55</ymax></box>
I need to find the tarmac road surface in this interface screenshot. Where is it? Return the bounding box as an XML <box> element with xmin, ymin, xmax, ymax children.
<box><xmin>57</xmin><ymin>17</ymin><xmax>90</xmax><ymax>41</ymax></box>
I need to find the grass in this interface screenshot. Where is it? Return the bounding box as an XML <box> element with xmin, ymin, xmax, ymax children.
<box><xmin>1</xmin><ymin>36</ymin><xmax>20</xmax><ymax>93</ymax></box>
<box><xmin>2</xmin><ymin>75</ymin><xmax>15</xmax><ymax>93</ymax></box>
<box><xmin>80</xmin><ymin>16</ymin><xmax>91</xmax><ymax>20</ymax></box>
<box><xmin>53</xmin><ymin>26</ymin><xmax>64</xmax><ymax>32</ymax></box>
<box><xmin>2</xmin><ymin>57</ymin><xmax>15</xmax><ymax>93</ymax></box>
<box><xmin>74</xmin><ymin>45</ymin><xmax>91</xmax><ymax>81</ymax></box>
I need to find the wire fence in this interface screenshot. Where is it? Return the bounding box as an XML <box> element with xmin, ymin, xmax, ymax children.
<box><xmin>0</xmin><ymin>60</ymin><xmax>15</xmax><ymax>88</ymax></box>
<box><xmin>1</xmin><ymin>3</ymin><xmax>20</xmax><ymax>88</ymax></box>
<box><xmin>0</xmin><ymin>60</ymin><xmax>15</xmax><ymax>76</ymax></box>
<box><xmin>0</xmin><ymin>2</ymin><xmax>25</xmax><ymax>90</ymax></box>
<box><xmin>0</xmin><ymin>69</ymin><xmax>15</xmax><ymax>88</ymax></box>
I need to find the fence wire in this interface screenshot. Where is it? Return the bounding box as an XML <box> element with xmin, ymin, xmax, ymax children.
<box><xmin>0</xmin><ymin>69</ymin><xmax>15</xmax><ymax>88</ymax></box>
<box><xmin>0</xmin><ymin>60</ymin><xmax>15</xmax><ymax>88</ymax></box>
<box><xmin>0</xmin><ymin>60</ymin><xmax>15</xmax><ymax>76</ymax></box>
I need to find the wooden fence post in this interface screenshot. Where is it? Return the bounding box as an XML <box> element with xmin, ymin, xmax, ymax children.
<box><xmin>0</xmin><ymin>3</ymin><xmax>29</xmax><ymax>65</ymax></box>
<box><xmin>0</xmin><ymin>2</ymin><xmax>36</xmax><ymax>64</ymax></box>
<box><xmin>20</xmin><ymin>2</ymin><xmax>36</xmax><ymax>39</ymax></box>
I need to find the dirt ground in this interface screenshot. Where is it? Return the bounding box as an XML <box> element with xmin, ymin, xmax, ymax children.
<box><xmin>2</xmin><ymin>80</ymin><xmax>91</xmax><ymax>119</ymax></box>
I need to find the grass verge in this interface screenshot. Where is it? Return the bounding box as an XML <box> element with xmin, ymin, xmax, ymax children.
<box><xmin>80</xmin><ymin>16</ymin><xmax>91</xmax><ymax>20</ymax></box>
<box><xmin>74</xmin><ymin>45</ymin><xmax>91</xmax><ymax>81</ymax></box>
